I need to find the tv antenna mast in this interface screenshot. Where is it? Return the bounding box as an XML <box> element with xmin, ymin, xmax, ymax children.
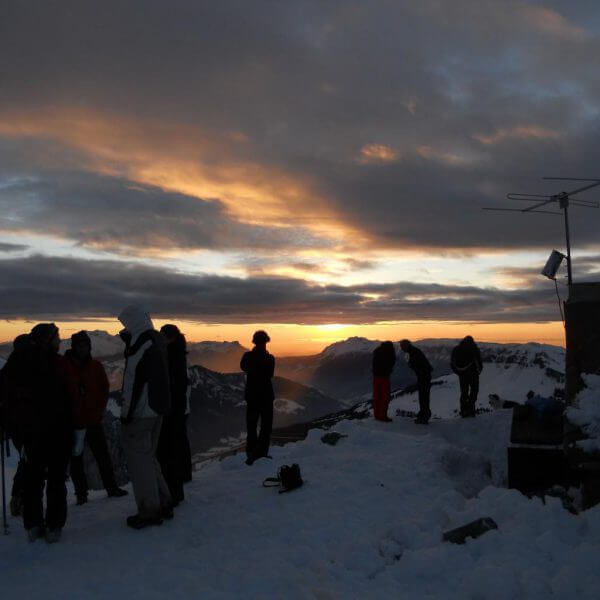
<box><xmin>483</xmin><ymin>177</ymin><xmax>600</xmax><ymax>286</ymax></box>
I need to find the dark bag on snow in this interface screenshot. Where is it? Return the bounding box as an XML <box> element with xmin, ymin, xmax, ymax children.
<box><xmin>263</xmin><ymin>464</ymin><xmax>303</xmax><ymax>494</ymax></box>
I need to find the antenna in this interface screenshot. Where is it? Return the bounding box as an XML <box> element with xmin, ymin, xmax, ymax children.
<box><xmin>483</xmin><ymin>177</ymin><xmax>600</xmax><ymax>287</ymax></box>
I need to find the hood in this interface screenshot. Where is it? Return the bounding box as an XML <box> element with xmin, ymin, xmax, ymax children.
<box><xmin>118</xmin><ymin>305</ymin><xmax>154</xmax><ymax>344</ymax></box>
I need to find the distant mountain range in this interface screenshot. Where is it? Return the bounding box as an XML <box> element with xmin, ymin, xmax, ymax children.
<box><xmin>1</xmin><ymin>329</ymin><xmax>567</xmax><ymax>486</ymax></box>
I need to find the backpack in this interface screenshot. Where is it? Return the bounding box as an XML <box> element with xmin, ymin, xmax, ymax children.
<box><xmin>263</xmin><ymin>464</ymin><xmax>303</xmax><ymax>494</ymax></box>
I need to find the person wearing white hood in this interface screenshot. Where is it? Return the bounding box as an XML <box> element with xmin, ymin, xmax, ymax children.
<box><xmin>118</xmin><ymin>305</ymin><xmax>172</xmax><ymax>529</ymax></box>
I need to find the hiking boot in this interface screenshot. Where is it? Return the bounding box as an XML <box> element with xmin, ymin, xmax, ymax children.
<box><xmin>414</xmin><ymin>417</ymin><xmax>429</xmax><ymax>425</ymax></box>
<box><xmin>45</xmin><ymin>528</ymin><xmax>62</xmax><ymax>544</ymax></box>
<box><xmin>76</xmin><ymin>495</ymin><xmax>88</xmax><ymax>506</ymax></box>
<box><xmin>376</xmin><ymin>416</ymin><xmax>393</xmax><ymax>422</ymax></box>
<box><xmin>107</xmin><ymin>487</ymin><xmax>128</xmax><ymax>498</ymax></box>
<box><xmin>245</xmin><ymin>456</ymin><xmax>256</xmax><ymax>466</ymax></box>
<box><xmin>10</xmin><ymin>495</ymin><xmax>23</xmax><ymax>518</ymax></box>
<box><xmin>126</xmin><ymin>514</ymin><xmax>163</xmax><ymax>530</ymax></box>
<box><xmin>27</xmin><ymin>526</ymin><xmax>44</xmax><ymax>543</ymax></box>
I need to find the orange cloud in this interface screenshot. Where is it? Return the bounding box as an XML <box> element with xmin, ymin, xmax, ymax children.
<box><xmin>473</xmin><ymin>125</ymin><xmax>560</xmax><ymax>145</ymax></box>
<box><xmin>0</xmin><ymin>108</ymin><xmax>362</xmax><ymax>246</ymax></box>
<box><xmin>523</xmin><ymin>6</ymin><xmax>589</xmax><ymax>42</ymax></box>
<box><xmin>358</xmin><ymin>143</ymin><xmax>398</xmax><ymax>164</ymax></box>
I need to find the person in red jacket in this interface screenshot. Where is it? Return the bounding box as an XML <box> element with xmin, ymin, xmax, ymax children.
<box><xmin>372</xmin><ymin>341</ymin><xmax>396</xmax><ymax>422</ymax></box>
<box><xmin>64</xmin><ymin>331</ymin><xmax>127</xmax><ymax>505</ymax></box>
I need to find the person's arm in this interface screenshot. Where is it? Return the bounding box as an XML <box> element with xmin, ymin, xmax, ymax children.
<box><xmin>240</xmin><ymin>352</ymin><xmax>251</xmax><ymax>373</ymax></box>
<box><xmin>475</xmin><ymin>346</ymin><xmax>483</xmax><ymax>373</ymax></box>
<box><xmin>98</xmin><ymin>362</ymin><xmax>110</xmax><ymax>412</ymax></box>
<box><xmin>145</xmin><ymin>343</ymin><xmax>171</xmax><ymax>414</ymax></box>
<box><xmin>268</xmin><ymin>355</ymin><xmax>275</xmax><ymax>379</ymax></box>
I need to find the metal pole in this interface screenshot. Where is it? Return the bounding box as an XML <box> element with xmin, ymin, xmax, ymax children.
<box><xmin>560</xmin><ymin>194</ymin><xmax>573</xmax><ymax>287</ymax></box>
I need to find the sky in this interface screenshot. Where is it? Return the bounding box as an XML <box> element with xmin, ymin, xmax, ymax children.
<box><xmin>1</xmin><ymin>1</ymin><xmax>600</xmax><ymax>354</ymax></box>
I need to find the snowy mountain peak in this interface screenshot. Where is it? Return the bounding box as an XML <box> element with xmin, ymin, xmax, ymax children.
<box><xmin>321</xmin><ymin>336</ymin><xmax>381</xmax><ymax>358</ymax></box>
<box><xmin>193</xmin><ymin>341</ymin><xmax>247</xmax><ymax>354</ymax></box>
<box><xmin>58</xmin><ymin>330</ymin><xmax>123</xmax><ymax>359</ymax></box>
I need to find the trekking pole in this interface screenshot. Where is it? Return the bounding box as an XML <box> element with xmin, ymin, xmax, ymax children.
<box><xmin>1</xmin><ymin>431</ymin><xmax>8</xmax><ymax>535</ymax></box>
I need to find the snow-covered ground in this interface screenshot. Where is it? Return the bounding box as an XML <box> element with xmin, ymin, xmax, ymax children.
<box><xmin>2</xmin><ymin>384</ymin><xmax>600</xmax><ymax>599</ymax></box>
<box><xmin>395</xmin><ymin>364</ymin><xmax>562</xmax><ymax>419</ymax></box>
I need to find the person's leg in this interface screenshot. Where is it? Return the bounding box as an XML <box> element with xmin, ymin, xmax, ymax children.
<box><xmin>123</xmin><ymin>418</ymin><xmax>162</xmax><ymax>519</ymax></box>
<box><xmin>156</xmin><ymin>416</ymin><xmax>182</xmax><ymax>504</ymax></box>
<box><xmin>45</xmin><ymin>433</ymin><xmax>70</xmax><ymax>531</ymax></box>
<box><xmin>417</xmin><ymin>376</ymin><xmax>431</xmax><ymax>422</ymax></box>
<box><xmin>171</xmin><ymin>414</ymin><xmax>186</xmax><ymax>501</ymax></box>
<box><xmin>257</xmin><ymin>401</ymin><xmax>273</xmax><ymax>458</ymax></box>
<box><xmin>182</xmin><ymin>415</ymin><xmax>192</xmax><ymax>482</ymax></box>
<box><xmin>10</xmin><ymin>455</ymin><xmax>26</xmax><ymax>516</ymax></box>
<box><xmin>382</xmin><ymin>377</ymin><xmax>391</xmax><ymax>419</ymax></box>
<box><xmin>468</xmin><ymin>374</ymin><xmax>479</xmax><ymax>416</ymax></box>
<box><xmin>86</xmin><ymin>424</ymin><xmax>120</xmax><ymax>492</ymax></box>
<box><xmin>458</xmin><ymin>375</ymin><xmax>469</xmax><ymax>417</ymax></box>
<box><xmin>245</xmin><ymin>404</ymin><xmax>259</xmax><ymax>459</ymax></box>
<box><xmin>372</xmin><ymin>377</ymin><xmax>382</xmax><ymax>419</ymax></box>
<box><xmin>22</xmin><ymin>442</ymin><xmax>45</xmax><ymax>531</ymax></box>
<box><xmin>70</xmin><ymin>453</ymin><xmax>88</xmax><ymax>502</ymax></box>
<box><xmin>150</xmin><ymin>416</ymin><xmax>172</xmax><ymax>510</ymax></box>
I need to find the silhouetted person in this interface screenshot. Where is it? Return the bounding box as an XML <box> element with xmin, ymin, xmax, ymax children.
<box><xmin>64</xmin><ymin>331</ymin><xmax>127</xmax><ymax>504</ymax></box>
<box><xmin>157</xmin><ymin>324</ymin><xmax>190</xmax><ymax>505</ymax></box>
<box><xmin>118</xmin><ymin>305</ymin><xmax>172</xmax><ymax>529</ymax></box>
<box><xmin>372</xmin><ymin>341</ymin><xmax>396</xmax><ymax>422</ymax></box>
<box><xmin>0</xmin><ymin>334</ymin><xmax>32</xmax><ymax>518</ymax></box>
<box><xmin>400</xmin><ymin>339</ymin><xmax>433</xmax><ymax>425</ymax></box>
<box><xmin>241</xmin><ymin>331</ymin><xmax>275</xmax><ymax>465</ymax></box>
<box><xmin>3</xmin><ymin>324</ymin><xmax>72</xmax><ymax>542</ymax></box>
<box><xmin>451</xmin><ymin>336</ymin><xmax>482</xmax><ymax>418</ymax></box>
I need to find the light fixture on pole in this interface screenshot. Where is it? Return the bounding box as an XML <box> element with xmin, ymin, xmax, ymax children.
<box><xmin>541</xmin><ymin>250</ymin><xmax>566</xmax><ymax>281</ymax></box>
<box><xmin>484</xmin><ymin>177</ymin><xmax>600</xmax><ymax>287</ymax></box>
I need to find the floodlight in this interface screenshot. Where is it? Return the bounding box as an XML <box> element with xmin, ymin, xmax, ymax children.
<box><xmin>541</xmin><ymin>250</ymin><xmax>566</xmax><ymax>280</ymax></box>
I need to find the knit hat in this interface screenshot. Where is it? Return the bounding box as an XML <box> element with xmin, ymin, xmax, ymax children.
<box><xmin>12</xmin><ymin>333</ymin><xmax>31</xmax><ymax>351</ymax></box>
<box><xmin>252</xmin><ymin>330</ymin><xmax>270</xmax><ymax>345</ymax></box>
<box><xmin>30</xmin><ymin>323</ymin><xmax>59</xmax><ymax>345</ymax></box>
<box><xmin>71</xmin><ymin>330</ymin><xmax>91</xmax><ymax>348</ymax></box>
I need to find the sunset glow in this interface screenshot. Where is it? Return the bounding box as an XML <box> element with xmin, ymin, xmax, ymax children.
<box><xmin>1</xmin><ymin>2</ymin><xmax>598</xmax><ymax>354</ymax></box>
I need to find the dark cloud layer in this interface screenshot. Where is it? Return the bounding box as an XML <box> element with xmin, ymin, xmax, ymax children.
<box><xmin>2</xmin><ymin>1</ymin><xmax>600</xmax><ymax>253</ymax></box>
<box><xmin>0</xmin><ymin>243</ymin><xmax>28</xmax><ymax>253</ymax></box>
<box><xmin>0</xmin><ymin>169</ymin><xmax>330</xmax><ymax>252</ymax></box>
<box><xmin>1</xmin><ymin>1</ymin><xmax>600</xmax><ymax>327</ymax></box>
<box><xmin>0</xmin><ymin>255</ymin><xmax>562</xmax><ymax>324</ymax></box>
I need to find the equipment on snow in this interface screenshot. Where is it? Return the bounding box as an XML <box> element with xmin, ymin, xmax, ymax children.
<box><xmin>442</xmin><ymin>517</ymin><xmax>498</xmax><ymax>544</ymax></box>
<box><xmin>263</xmin><ymin>464</ymin><xmax>303</xmax><ymax>494</ymax></box>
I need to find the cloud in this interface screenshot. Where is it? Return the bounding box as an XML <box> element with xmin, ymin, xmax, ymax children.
<box><xmin>0</xmin><ymin>255</ymin><xmax>565</xmax><ymax>324</ymax></box>
<box><xmin>0</xmin><ymin>168</ymin><xmax>333</xmax><ymax>253</ymax></box>
<box><xmin>358</xmin><ymin>144</ymin><xmax>398</xmax><ymax>164</ymax></box>
<box><xmin>473</xmin><ymin>126</ymin><xmax>561</xmax><ymax>146</ymax></box>
<box><xmin>1</xmin><ymin>0</ymin><xmax>600</xmax><ymax>263</ymax></box>
<box><xmin>0</xmin><ymin>242</ymin><xmax>28</xmax><ymax>253</ymax></box>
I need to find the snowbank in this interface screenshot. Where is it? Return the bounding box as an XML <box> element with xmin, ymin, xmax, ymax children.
<box><xmin>567</xmin><ymin>375</ymin><xmax>600</xmax><ymax>454</ymax></box>
<box><xmin>2</xmin><ymin>406</ymin><xmax>599</xmax><ymax>599</ymax></box>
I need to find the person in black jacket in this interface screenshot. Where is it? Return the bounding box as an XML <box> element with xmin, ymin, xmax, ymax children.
<box><xmin>372</xmin><ymin>341</ymin><xmax>396</xmax><ymax>422</ymax></box>
<box><xmin>4</xmin><ymin>324</ymin><xmax>72</xmax><ymax>542</ymax></box>
<box><xmin>400</xmin><ymin>339</ymin><xmax>433</xmax><ymax>425</ymax></box>
<box><xmin>157</xmin><ymin>324</ymin><xmax>190</xmax><ymax>505</ymax></box>
<box><xmin>241</xmin><ymin>330</ymin><xmax>275</xmax><ymax>466</ymax></box>
<box><xmin>0</xmin><ymin>334</ymin><xmax>32</xmax><ymax>518</ymax></box>
<box><xmin>451</xmin><ymin>336</ymin><xmax>483</xmax><ymax>418</ymax></box>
